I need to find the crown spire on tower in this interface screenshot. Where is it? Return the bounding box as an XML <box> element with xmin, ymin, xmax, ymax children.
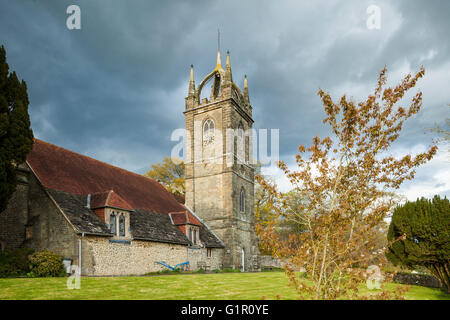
<box><xmin>243</xmin><ymin>74</ymin><xmax>249</xmax><ymax>103</ymax></box>
<box><xmin>224</xmin><ymin>50</ymin><xmax>232</xmax><ymax>83</ymax></box>
<box><xmin>215</xmin><ymin>50</ymin><xmax>222</xmax><ymax>71</ymax></box>
<box><xmin>188</xmin><ymin>64</ymin><xmax>195</xmax><ymax>96</ymax></box>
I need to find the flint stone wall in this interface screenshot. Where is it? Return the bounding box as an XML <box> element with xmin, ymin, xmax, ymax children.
<box><xmin>81</xmin><ymin>236</ymin><xmax>222</xmax><ymax>276</ymax></box>
<box><xmin>393</xmin><ymin>272</ymin><xmax>442</xmax><ymax>289</ymax></box>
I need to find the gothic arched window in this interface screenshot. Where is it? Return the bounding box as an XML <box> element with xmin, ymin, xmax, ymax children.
<box><xmin>237</xmin><ymin>122</ymin><xmax>245</xmax><ymax>162</ymax></box>
<box><xmin>238</xmin><ymin>122</ymin><xmax>244</xmax><ymax>138</ymax></box>
<box><xmin>203</xmin><ymin>118</ymin><xmax>215</xmax><ymax>145</ymax></box>
<box><xmin>110</xmin><ymin>212</ymin><xmax>117</xmax><ymax>236</ymax></box>
<box><xmin>240</xmin><ymin>188</ymin><xmax>245</xmax><ymax>213</ymax></box>
<box><xmin>119</xmin><ymin>214</ymin><xmax>125</xmax><ymax>237</ymax></box>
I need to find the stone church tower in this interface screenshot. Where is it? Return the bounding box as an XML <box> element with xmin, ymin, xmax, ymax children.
<box><xmin>184</xmin><ymin>49</ymin><xmax>259</xmax><ymax>271</ymax></box>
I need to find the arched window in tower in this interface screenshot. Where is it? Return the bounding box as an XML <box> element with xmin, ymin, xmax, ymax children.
<box><xmin>240</xmin><ymin>187</ymin><xmax>245</xmax><ymax>213</ymax></box>
<box><xmin>203</xmin><ymin>118</ymin><xmax>215</xmax><ymax>145</ymax></box>
<box><xmin>119</xmin><ymin>214</ymin><xmax>125</xmax><ymax>237</ymax></box>
<box><xmin>237</xmin><ymin>122</ymin><xmax>245</xmax><ymax>162</ymax></box>
<box><xmin>110</xmin><ymin>212</ymin><xmax>117</xmax><ymax>236</ymax></box>
<box><xmin>238</xmin><ymin>122</ymin><xmax>244</xmax><ymax>138</ymax></box>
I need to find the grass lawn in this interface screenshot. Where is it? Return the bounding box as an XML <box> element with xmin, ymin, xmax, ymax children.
<box><xmin>0</xmin><ymin>272</ymin><xmax>448</xmax><ymax>300</ymax></box>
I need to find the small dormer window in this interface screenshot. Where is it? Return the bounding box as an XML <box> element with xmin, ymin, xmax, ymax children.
<box><xmin>109</xmin><ymin>210</ymin><xmax>129</xmax><ymax>238</ymax></box>
<box><xmin>119</xmin><ymin>214</ymin><xmax>126</xmax><ymax>237</ymax></box>
<box><xmin>169</xmin><ymin>211</ymin><xmax>202</xmax><ymax>246</ymax></box>
<box><xmin>110</xmin><ymin>212</ymin><xmax>117</xmax><ymax>236</ymax></box>
<box><xmin>188</xmin><ymin>226</ymin><xmax>199</xmax><ymax>245</ymax></box>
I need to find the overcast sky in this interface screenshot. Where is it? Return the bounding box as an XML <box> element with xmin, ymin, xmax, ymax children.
<box><xmin>1</xmin><ymin>0</ymin><xmax>448</xmax><ymax>200</ymax></box>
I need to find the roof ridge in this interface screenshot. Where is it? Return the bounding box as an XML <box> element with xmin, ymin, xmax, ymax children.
<box><xmin>29</xmin><ymin>139</ymin><xmax>186</xmax><ymax>213</ymax></box>
<box><xmin>33</xmin><ymin>139</ymin><xmax>159</xmax><ymax>186</ymax></box>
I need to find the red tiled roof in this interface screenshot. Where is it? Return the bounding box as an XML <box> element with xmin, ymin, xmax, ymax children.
<box><xmin>27</xmin><ymin>139</ymin><xmax>186</xmax><ymax>214</ymax></box>
<box><xmin>90</xmin><ymin>191</ymin><xmax>110</xmax><ymax>209</ymax></box>
<box><xmin>90</xmin><ymin>190</ymin><xmax>134</xmax><ymax>211</ymax></box>
<box><xmin>169</xmin><ymin>211</ymin><xmax>202</xmax><ymax>226</ymax></box>
<box><xmin>170</xmin><ymin>212</ymin><xmax>187</xmax><ymax>225</ymax></box>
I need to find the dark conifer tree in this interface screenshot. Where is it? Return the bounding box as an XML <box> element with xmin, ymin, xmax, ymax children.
<box><xmin>387</xmin><ymin>195</ymin><xmax>450</xmax><ymax>292</ymax></box>
<box><xmin>0</xmin><ymin>45</ymin><xmax>34</xmax><ymax>212</ymax></box>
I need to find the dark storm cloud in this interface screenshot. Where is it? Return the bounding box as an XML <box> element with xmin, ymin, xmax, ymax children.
<box><xmin>0</xmin><ymin>0</ymin><xmax>212</xmax><ymax>169</ymax></box>
<box><xmin>0</xmin><ymin>0</ymin><xmax>448</xmax><ymax>198</ymax></box>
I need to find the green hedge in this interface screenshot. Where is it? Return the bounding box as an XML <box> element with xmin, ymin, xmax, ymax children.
<box><xmin>0</xmin><ymin>248</ymin><xmax>34</xmax><ymax>277</ymax></box>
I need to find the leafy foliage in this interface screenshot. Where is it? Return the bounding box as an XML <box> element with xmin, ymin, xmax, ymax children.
<box><xmin>144</xmin><ymin>157</ymin><xmax>185</xmax><ymax>199</ymax></box>
<box><xmin>27</xmin><ymin>250</ymin><xmax>66</xmax><ymax>278</ymax></box>
<box><xmin>386</xmin><ymin>195</ymin><xmax>450</xmax><ymax>292</ymax></box>
<box><xmin>0</xmin><ymin>45</ymin><xmax>34</xmax><ymax>212</ymax></box>
<box><xmin>256</xmin><ymin>66</ymin><xmax>437</xmax><ymax>299</ymax></box>
<box><xmin>255</xmin><ymin>183</ymin><xmax>308</xmax><ymax>254</ymax></box>
<box><xmin>0</xmin><ymin>247</ymin><xmax>34</xmax><ymax>278</ymax></box>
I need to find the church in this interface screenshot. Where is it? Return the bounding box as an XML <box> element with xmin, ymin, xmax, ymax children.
<box><xmin>0</xmin><ymin>49</ymin><xmax>260</xmax><ymax>275</ymax></box>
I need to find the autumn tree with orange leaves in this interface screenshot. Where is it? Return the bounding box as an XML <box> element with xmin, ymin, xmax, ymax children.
<box><xmin>256</xmin><ymin>67</ymin><xmax>437</xmax><ymax>300</ymax></box>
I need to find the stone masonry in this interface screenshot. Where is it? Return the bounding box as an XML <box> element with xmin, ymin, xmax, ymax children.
<box><xmin>81</xmin><ymin>236</ymin><xmax>222</xmax><ymax>276</ymax></box>
<box><xmin>184</xmin><ymin>51</ymin><xmax>259</xmax><ymax>271</ymax></box>
<box><xmin>0</xmin><ymin>153</ymin><xmax>224</xmax><ymax>276</ymax></box>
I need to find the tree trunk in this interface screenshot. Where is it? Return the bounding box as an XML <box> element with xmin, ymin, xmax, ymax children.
<box><xmin>316</xmin><ymin>233</ymin><xmax>329</xmax><ymax>299</ymax></box>
<box><xmin>427</xmin><ymin>263</ymin><xmax>450</xmax><ymax>293</ymax></box>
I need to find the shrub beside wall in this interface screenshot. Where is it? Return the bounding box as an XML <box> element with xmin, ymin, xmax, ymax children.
<box><xmin>28</xmin><ymin>250</ymin><xmax>67</xmax><ymax>277</ymax></box>
<box><xmin>0</xmin><ymin>248</ymin><xmax>67</xmax><ymax>278</ymax></box>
